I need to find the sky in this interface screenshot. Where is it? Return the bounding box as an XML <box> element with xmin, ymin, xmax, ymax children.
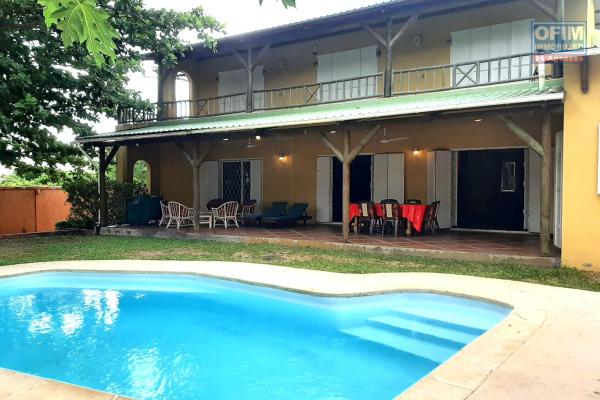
<box><xmin>1</xmin><ymin>0</ymin><xmax>382</xmax><ymax>175</ymax></box>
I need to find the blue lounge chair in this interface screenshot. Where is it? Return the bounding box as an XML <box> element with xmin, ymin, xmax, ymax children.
<box><xmin>243</xmin><ymin>201</ymin><xmax>287</xmax><ymax>226</ymax></box>
<box><xmin>262</xmin><ymin>203</ymin><xmax>311</xmax><ymax>227</ymax></box>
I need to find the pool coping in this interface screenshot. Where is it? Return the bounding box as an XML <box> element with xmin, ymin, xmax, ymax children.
<box><xmin>0</xmin><ymin>260</ymin><xmax>598</xmax><ymax>400</ymax></box>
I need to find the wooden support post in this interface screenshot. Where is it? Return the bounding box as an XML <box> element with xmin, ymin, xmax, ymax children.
<box><xmin>177</xmin><ymin>140</ymin><xmax>214</xmax><ymax>231</ymax></box>
<box><xmin>540</xmin><ymin>112</ymin><xmax>552</xmax><ymax>255</ymax></box>
<box><xmin>363</xmin><ymin>14</ymin><xmax>419</xmax><ymax>97</ymax></box>
<box><xmin>318</xmin><ymin>125</ymin><xmax>381</xmax><ymax>242</ymax></box>
<box><xmin>498</xmin><ymin>116</ymin><xmax>545</xmax><ymax>157</ymax></box>
<box><xmin>98</xmin><ymin>145</ymin><xmax>107</xmax><ymax>227</ymax></box>
<box><xmin>342</xmin><ymin>131</ymin><xmax>351</xmax><ymax>242</ymax></box>
<box><xmin>98</xmin><ymin>144</ymin><xmax>120</xmax><ymax>227</ymax></box>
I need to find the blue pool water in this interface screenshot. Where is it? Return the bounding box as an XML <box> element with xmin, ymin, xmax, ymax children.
<box><xmin>0</xmin><ymin>273</ymin><xmax>510</xmax><ymax>400</ymax></box>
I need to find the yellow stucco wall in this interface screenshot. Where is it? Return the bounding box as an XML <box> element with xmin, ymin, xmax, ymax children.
<box><xmin>561</xmin><ymin>54</ymin><xmax>600</xmax><ymax>270</ymax></box>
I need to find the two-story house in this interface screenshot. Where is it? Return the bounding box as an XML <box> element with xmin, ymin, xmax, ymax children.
<box><xmin>77</xmin><ymin>0</ymin><xmax>600</xmax><ymax>270</ymax></box>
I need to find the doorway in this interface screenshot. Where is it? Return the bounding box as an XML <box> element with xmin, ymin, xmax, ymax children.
<box><xmin>331</xmin><ymin>155</ymin><xmax>372</xmax><ymax>223</ymax></box>
<box><xmin>221</xmin><ymin>160</ymin><xmax>252</xmax><ymax>204</ymax></box>
<box><xmin>457</xmin><ymin>149</ymin><xmax>525</xmax><ymax>231</ymax></box>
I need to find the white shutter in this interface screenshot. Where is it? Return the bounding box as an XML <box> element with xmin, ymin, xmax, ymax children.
<box><xmin>218</xmin><ymin>67</ymin><xmax>264</xmax><ymax>112</ymax></box>
<box><xmin>316</xmin><ymin>156</ymin><xmax>332</xmax><ymax>223</ymax></box>
<box><xmin>451</xmin><ymin>19</ymin><xmax>533</xmax><ymax>86</ymax></box>
<box><xmin>200</xmin><ymin>161</ymin><xmax>219</xmax><ymax>211</ymax></box>
<box><xmin>554</xmin><ymin>131</ymin><xmax>563</xmax><ymax>248</ymax></box>
<box><xmin>318</xmin><ymin>46</ymin><xmax>377</xmax><ymax>101</ymax></box>
<box><xmin>250</xmin><ymin>159</ymin><xmax>262</xmax><ymax>212</ymax></box>
<box><xmin>317</xmin><ymin>53</ymin><xmax>333</xmax><ymax>102</ymax></box>
<box><xmin>427</xmin><ymin>151</ymin><xmax>452</xmax><ymax>229</ymax></box>
<box><xmin>491</xmin><ymin>23</ymin><xmax>510</xmax><ymax>82</ymax></box>
<box><xmin>451</xmin><ymin>29</ymin><xmax>471</xmax><ymax>64</ymax></box>
<box><xmin>387</xmin><ymin>153</ymin><xmax>405</xmax><ymax>203</ymax></box>
<box><xmin>372</xmin><ymin>154</ymin><xmax>388</xmax><ymax>202</ymax></box>
<box><xmin>527</xmin><ymin>148</ymin><xmax>542</xmax><ymax>233</ymax></box>
<box><xmin>510</xmin><ymin>19</ymin><xmax>533</xmax><ymax>79</ymax></box>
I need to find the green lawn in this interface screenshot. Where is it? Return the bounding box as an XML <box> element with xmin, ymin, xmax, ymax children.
<box><xmin>1</xmin><ymin>235</ymin><xmax>599</xmax><ymax>291</ymax></box>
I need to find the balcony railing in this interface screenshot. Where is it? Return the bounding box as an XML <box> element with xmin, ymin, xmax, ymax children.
<box><xmin>392</xmin><ymin>52</ymin><xmax>546</xmax><ymax>95</ymax></box>
<box><xmin>117</xmin><ymin>52</ymin><xmax>553</xmax><ymax>125</ymax></box>
<box><xmin>254</xmin><ymin>73</ymin><xmax>383</xmax><ymax>111</ymax></box>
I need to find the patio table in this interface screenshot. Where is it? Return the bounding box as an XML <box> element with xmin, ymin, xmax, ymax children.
<box><xmin>349</xmin><ymin>203</ymin><xmax>429</xmax><ymax>234</ymax></box>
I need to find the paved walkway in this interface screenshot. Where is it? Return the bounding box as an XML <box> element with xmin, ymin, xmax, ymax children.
<box><xmin>0</xmin><ymin>261</ymin><xmax>598</xmax><ymax>400</ymax></box>
<box><xmin>103</xmin><ymin>224</ymin><xmax>560</xmax><ymax>267</ymax></box>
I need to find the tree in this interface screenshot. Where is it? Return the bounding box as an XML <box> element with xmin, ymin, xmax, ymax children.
<box><xmin>0</xmin><ymin>0</ymin><xmax>223</xmax><ymax>178</ymax></box>
<box><xmin>35</xmin><ymin>0</ymin><xmax>296</xmax><ymax>65</ymax></box>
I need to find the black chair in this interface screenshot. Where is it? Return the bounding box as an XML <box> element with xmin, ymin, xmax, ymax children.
<box><xmin>381</xmin><ymin>202</ymin><xmax>400</xmax><ymax>236</ymax></box>
<box><xmin>423</xmin><ymin>201</ymin><xmax>441</xmax><ymax>235</ymax></box>
<box><xmin>357</xmin><ymin>201</ymin><xmax>377</xmax><ymax>235</ymax></box>
<box><xmin>405</xmin><ymin>199</ymin><xmax>422</xmax><ymax>204</ymax></box>
<box><xmin>381</xmin><ymin>199</ymin><xmax>399</xmax><ymax>205</ymax></box>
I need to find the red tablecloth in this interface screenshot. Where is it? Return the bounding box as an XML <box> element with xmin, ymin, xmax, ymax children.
<box><xmin>349</xmin><ymin>203</ymin><xmax>428</xmax><ymax>232</ymax></box>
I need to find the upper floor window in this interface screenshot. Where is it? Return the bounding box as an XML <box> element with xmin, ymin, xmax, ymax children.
<box><xmin>451</xmin><ymin>19</ymin><xmax>533</xmax><ymax>87</ymax></box>
<box><xmin>317</xmin><ymin>45</ymin><xmax>379</xmax><ymax>102</ymax></box>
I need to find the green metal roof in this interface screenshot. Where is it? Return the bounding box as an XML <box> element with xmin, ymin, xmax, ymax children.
<box><xmin>78</xmin><ymin>79</ymin><xmax>564</xmax><ymax>144</ymax></box>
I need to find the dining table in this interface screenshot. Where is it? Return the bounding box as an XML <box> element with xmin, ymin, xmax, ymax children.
<box><xmin>349</xmin><ymin>203</ymin><xmax>429</xmax><ymax>235</ymax></box>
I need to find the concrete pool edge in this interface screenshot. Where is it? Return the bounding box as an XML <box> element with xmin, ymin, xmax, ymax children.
<box><xmin>0</xmin><ymin>260</ymin><xmax>598</xmax><ymax>400</ymax></box>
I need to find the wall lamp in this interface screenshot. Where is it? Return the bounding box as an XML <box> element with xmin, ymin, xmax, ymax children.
<box><xmin>413</xmin><ymin>147</ymin><xmax>421</xmax><ymax>157</ymax></box>
<box><xmin>278</xmin><ymin>153</ymin><xmax>287</xmax><ymax>162</ymax></box>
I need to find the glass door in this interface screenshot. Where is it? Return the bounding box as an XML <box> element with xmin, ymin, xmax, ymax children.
<box><xmin>221</xmin><ymin>161</ymin><xmax>251</xmax><ymax>204</ymax></box>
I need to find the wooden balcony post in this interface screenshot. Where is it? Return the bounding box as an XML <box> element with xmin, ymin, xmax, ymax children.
<box><xmin>233</xmin><ymin>45</ymin><xmax>270</xmax><ymax>113</ymax></box>
<box><xmin>157</xmin><ymin>61</ymin><xmax>165</xmax><ymax>120</ymax></box>
<box><xmin>247</xmin><ymin>49</ymin><xmax>253</xmax><ymax>112</ymax></box>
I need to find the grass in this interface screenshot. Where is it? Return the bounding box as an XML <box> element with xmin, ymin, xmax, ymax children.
<box><xmin>0</xmin><ymin>235</ymin><xmax>599</xmax><ymax>291</ymax></box>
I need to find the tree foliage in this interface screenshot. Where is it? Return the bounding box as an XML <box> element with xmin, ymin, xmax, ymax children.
<box><xmin>0</xmin><ymin>0</ymin><xmax>222</xmax><ymax>178</ymax></box>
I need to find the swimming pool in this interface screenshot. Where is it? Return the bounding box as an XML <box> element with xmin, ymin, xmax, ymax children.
<box><xmin>0</xmin><ymin>272</ymin><xmax>510</xmax><ymax>400</ymax></box>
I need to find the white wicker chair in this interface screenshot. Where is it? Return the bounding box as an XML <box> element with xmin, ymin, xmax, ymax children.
<box><xmin>159</xmin><ymin>201</ymin><xmax>170</xmax><ymax>227</ymax></box>
<box><xmin>166</xmin><ymin>201</ymin><xmax>195</xmax><ymax>229</ymax></box>
<box><xmin>211</xmin><ymin>201</ymin><xmax>239</xmax><ymax>228</ymax></box>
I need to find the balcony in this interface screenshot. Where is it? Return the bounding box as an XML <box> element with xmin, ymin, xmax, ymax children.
<box><xmin>117</xmin><ymin>53</ymin><xmax>553</xmax><ymax>125</ymax></box>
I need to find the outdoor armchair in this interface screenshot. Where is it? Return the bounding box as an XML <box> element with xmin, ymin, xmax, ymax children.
<box><xmin>166</xmin><ymin>201</ymin><xmax>194</xmax><ymax>229</ymax></box>
<box><xmin>212</xmin><ymin>201</ymin><xmax>239</xmax><ymax>228</ymax></box>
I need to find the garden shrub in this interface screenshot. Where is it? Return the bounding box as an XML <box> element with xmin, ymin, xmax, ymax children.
<box><xmin>61</xmin><ymin>173</ymin><xmax>146</xmax><ymax>228</ymax></box>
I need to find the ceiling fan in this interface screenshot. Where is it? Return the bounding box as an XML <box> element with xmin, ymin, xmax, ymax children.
<box><xmin>379</xmin><ymin>127</ymin><xmax>408</xmax><ymax>144</ymax></box>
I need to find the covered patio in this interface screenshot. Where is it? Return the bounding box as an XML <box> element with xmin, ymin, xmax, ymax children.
<box><xmin>78</xmin><ymin>75</ymin><xmax>565</xmax><ymax>264</ymax></box>
<box><xmin>102</xmin><ymin>224</ymin><xmax>559</xmax><ymax>267</ymax></box>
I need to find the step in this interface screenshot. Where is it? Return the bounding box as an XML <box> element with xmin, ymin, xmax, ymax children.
<box><xmin>368</xmin><ymin>315</ymin><xmax>479</xmax><ymax>346</ymax></box>
<box><xmin>341</xmin><ymin>325</ymin><xmax>459</xmax><ymax>364</ymax></box>
<box><xmin>390</xmin><ymin>307</ymin><xmax>491</xmax><ymax>333</ymax></box>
